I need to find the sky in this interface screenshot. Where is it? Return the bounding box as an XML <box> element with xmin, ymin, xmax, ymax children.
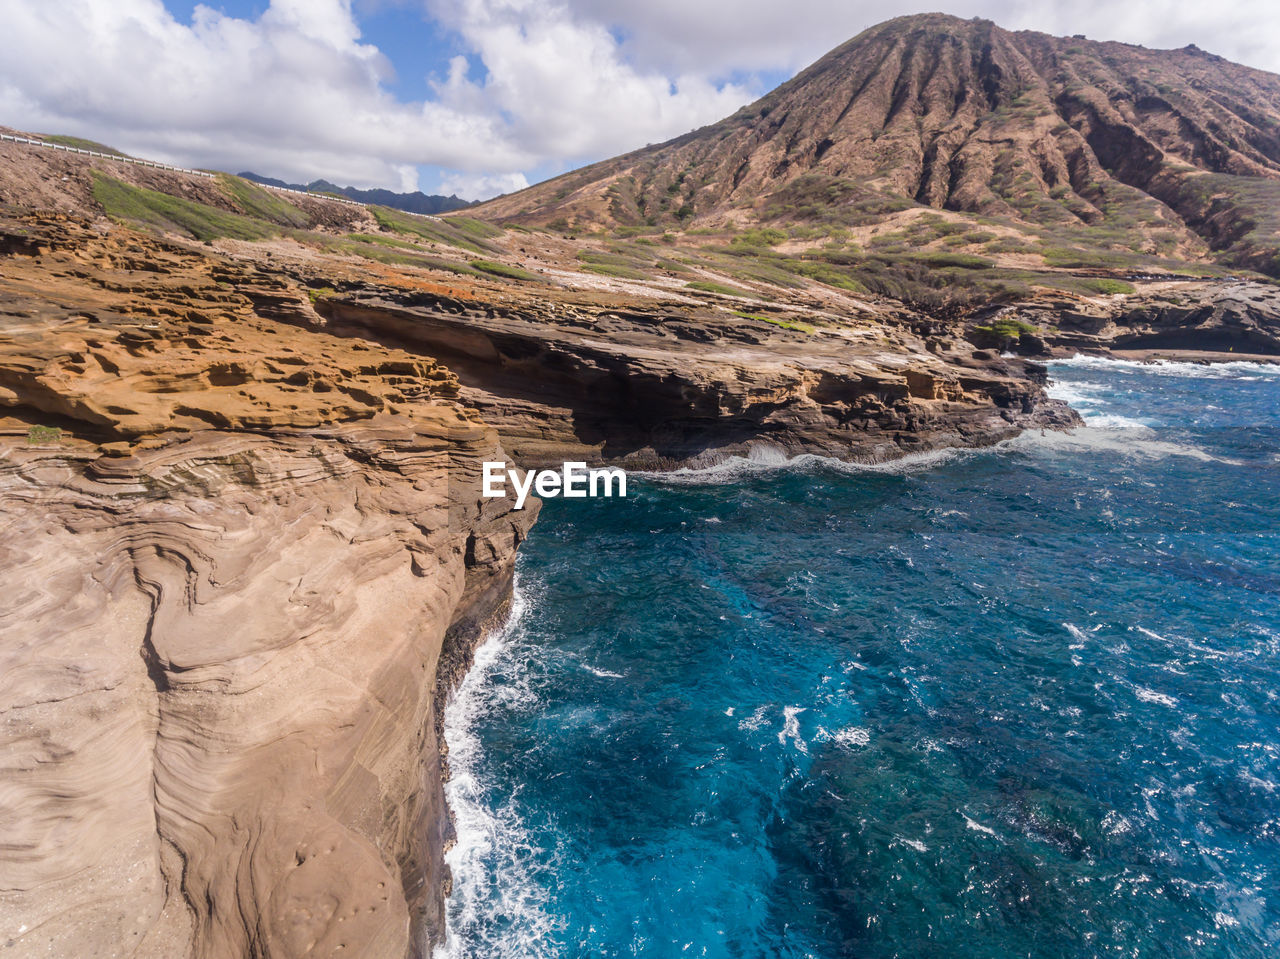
<box><xmin>0</xmin><ymin>1</ymin><xmax>1275</xmax><ymax>200</ymax></box>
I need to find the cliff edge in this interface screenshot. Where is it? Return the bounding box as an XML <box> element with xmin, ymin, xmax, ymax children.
<box><xmin>0</xmin><ymin>212</ymin><xmax>535</xmax><ymax>957</ymax></box>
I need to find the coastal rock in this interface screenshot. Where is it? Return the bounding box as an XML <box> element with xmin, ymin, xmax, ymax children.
<box><xmin>997</xmin><ymin>280</ymin><xmax>1280</xmax><ymax>360</ymax></box>
<box><xmin>0</xmin><ymin>214</ymin><xmax>535</xmax><ymax>958</ymax></box>
<box><xmin>304</xmin><ymin>292</ymin><xmax>1077</xmax><ymax>469</ymax></box>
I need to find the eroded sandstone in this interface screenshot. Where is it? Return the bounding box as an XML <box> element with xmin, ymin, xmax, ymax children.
<box><xmin>0</xmin><ymin>213</ymin><xmax>535</xmax><ymax>958</ymax></box>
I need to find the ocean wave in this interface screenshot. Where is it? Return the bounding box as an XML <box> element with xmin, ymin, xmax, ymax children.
<box><xmin>1050</xmin><ymin>354</ymin><xmax>1280</xmax><ymax>380</ymax></box>
<box><xmin>435</xmin><ymin>584</ymin><xmax>563</xmax><ymax>959</ymax></box>
<box><xmin>1006</xmin><ymin>425</ymin><xmax>1244</xmax><ymax>464</ymax></box>
<box><xmin>1043</xmin><ymin>378</ymin><xmax>1110</xmax><ymax>406</ymax></box>
<box><xmin>642</xmin><ymin>444</ymin><xmax>968</xmax><ymax>486</ymax></box>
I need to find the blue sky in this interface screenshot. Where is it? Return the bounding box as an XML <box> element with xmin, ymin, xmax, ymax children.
<box><xmin>2</xmin><ymin>0</ymin><xmax>1278</xmax><ymax>199</ymax></box>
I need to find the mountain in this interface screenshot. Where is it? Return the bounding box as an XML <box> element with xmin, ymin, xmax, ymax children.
<box><xmin>238</xmin><ymin>171</ymin><xmax>472</xmax><ymax>215</ymax></box>
<box><xmin>474</xmin><ymin>14</ymin><xmax>1280</xmax><ymax>276</ymax></box>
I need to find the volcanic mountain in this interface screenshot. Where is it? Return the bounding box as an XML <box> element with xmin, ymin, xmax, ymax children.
<box><xmin>473</xmin><ymin>13</ymin><xmax>1280</xmax><ymax>276</ymax></box>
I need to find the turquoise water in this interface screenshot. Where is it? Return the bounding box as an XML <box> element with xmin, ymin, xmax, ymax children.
<box><xmin>438</xmin><ymin>358</ymin><xmax>1280</xmax><ymax>959</ymax></box>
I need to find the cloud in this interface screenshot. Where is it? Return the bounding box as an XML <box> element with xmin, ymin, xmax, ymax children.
<box><xmin>561</xmin><ymin>0</ymin><xmax>1280</xmax><ymax>79</ymax></box>
<box><xmin>438</xmin><ymin>169</ymin><xmax>530</xmax><ymax>200</ymax></box>
<box><xmin>0</xmin><ymin>0</ymin><xmax>756</xmax><ymax>196</ymax></box>
<box><xmin>0</xmin><ymin>0</ymin><xmax>533</xmax><ymax>190</ymax></box>
<box><xmin>0</xmin><ymin>0</ymin><xmax>1278</xmax><ymax>199</ymax></box>
<box><xmin>426</xmin><ymin>0</ymin><xmax>752</xmax><ymax>162</ymax></box>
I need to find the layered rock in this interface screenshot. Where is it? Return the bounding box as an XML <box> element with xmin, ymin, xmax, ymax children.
<box><xmin>0</xmin><ymin>213</ymin><xmax>535</xmax><ymax>958</ymax></box>
<box><xmin>980</xmin><ymin>279</ymin><xmax>1280</xmax><ymax>359</ymax></box>
<box><xmin>301</xmin><ymin>290</ymin><xmax>1077</xmax><ymax>469</ymax></box>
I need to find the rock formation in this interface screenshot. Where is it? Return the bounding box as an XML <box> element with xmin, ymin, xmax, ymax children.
<box><xmin>307</xmin><ymin>290</ymin><xmax>1076</xmax><ymax>469</ymax></box>
<box><xmin>0</xmin><ymin>212</ymin><xmax>535</xmax><ymax>958</ymax></box>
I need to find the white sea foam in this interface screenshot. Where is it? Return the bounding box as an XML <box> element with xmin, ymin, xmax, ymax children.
<box><xmin>1043</xmin><ymin>378</ymin><xmax>1109</xmax><ymax>405</ymax></box>
<box><xmin>581</xmin><ymin>663</ymin><xmax>625</xmax><ymax>679</ymax></box>
<box><xmin>435</xmin><ymin>585</ymin><xmax>562</xmax><ymax>959</ymax></box>
<box><xmin>1050</xmin><ymin>354</ymin><xmax>1280</xmax><ymax>380</ymax></box>
<box><xmin>894</xmin><ymin>835</ymin><xmax>929</xmax><ymax>853</ymax></box>
<box><xmin>1008</xmin><ymin>422</ymin><xmax>1242</xmax><ymax>464</ymax></box>
<box><xmin>816</xmin><ymin>725</ymin><xmax>870</xmax><ymax>747</ymax></box>
<box><xmin>1134</xmin><ymin>686</ymin><xmax>1178</xmax><ymax>708</ymax></box>
<box><xmin>644</xmin><ymin>444</ymin><xmax>968</xmax><ymax>487</ymax></box>
<box><xmin>738</xmin><ymin>704</ymin><xmax>770</xmax><ymax>733</ymax></box>
<box><xmin>961</xmin><ymin>813</ymin><xmax>999</xmax><ymax>838</ymax></box>
<box><xmin>778</xmin><ymin>705</ymin><xmax>808</xmax><ymax>754</ymax></box>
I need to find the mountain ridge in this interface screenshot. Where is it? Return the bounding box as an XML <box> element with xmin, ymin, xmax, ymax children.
<box><xmin>238</xmin><ymin>170</ymin><xmax>473</xmax><ymax>216</ymax></box>
<box><xmin>472</xmin><ymin>14</ymin><xmax>1280</xmax><ymax>276</ymax></box>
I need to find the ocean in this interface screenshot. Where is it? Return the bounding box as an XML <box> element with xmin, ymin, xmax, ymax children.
<box><xmin>436</xmin><ymin>357</ymin><xmax>1280</xmax><ymax>959</ymax></box>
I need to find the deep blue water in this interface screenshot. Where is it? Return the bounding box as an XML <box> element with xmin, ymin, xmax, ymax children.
<box><xmin>438</xmin><ymin>358</ymin><xmax>1280</xmax><ymax>959</ymax></box>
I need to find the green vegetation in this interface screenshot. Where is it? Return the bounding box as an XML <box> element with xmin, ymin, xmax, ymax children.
<box><xmin>729</xmin><ymin>227</ymin><xmax>787</xmax><ymax>248</ymax></box>
<box><xmin>216</xmin><ymin>174</ymin><xmax>311</xmax><ymax>228</ymax></box>
<box><xmin>974</xmin><ymin>318</ymin><xmax>1039</xmax><ymax>339</ymax></box>
<box><xmin>686</xmin><ymin>279</ymin><xmax>752</xmax><ymax>297</ymax></box>
<box><xmin>911</xmin><ymin>252</ymin><xmax>995</xmax><ymax>270</ymax></box>
<box><xmin>308</xmin><ymin>234</ymin><xmax>478</xmax><ymax>275</ymax></box>
<box><xmin>27</xmin><ymin>425</ymin><xmax>62</xmax><ymax>445</ymax></box>
<box><xmin>370</xmin><ymin>206</ymin><xmax>502</xmax><ymax>253</ymax></box>
<box><xmin>306</xmin><ymin>286</ymin><xmax>337</xmax><ymax>302</ymax></box>
<box><xmin>582</xmin><ymin>262</ymin><xmax>647</xmax><ymax>279</ymax></box>
<box><xmin>91</xmin><ymin>173</ymin><xmax>276</xmax><ymax>241</ymax></box>
<box><xmin>790</xmin><ymin>260</ymin><xmax>868</xmax><ymax>293</ymax></box>
<box><xmin>762</xmin><ymin>173</ymin><xmax>915</xmax><ymax>226</ymax></box>
<box><xmin>1162</xmin><ymin>171</ymin><xmax>1280</xmax><ymax>277</ymax></box>
<box><xmin>1079</xmin><ymin>277</ymin><xmax>1136</xmax><ymax>295</ymax></box>
<box><xmin>470</xmin><ymin>259</ymin><xmax>538</xmax><ymax>281</ymax></box>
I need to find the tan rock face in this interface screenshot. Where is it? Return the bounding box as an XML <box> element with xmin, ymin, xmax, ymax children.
<box><xmin>306</xmin><ymin>293</ymin><xmax>1078</xmax><ymax>470</ymax></box>
<box><xmin>0</xmin><ymin>214</ymin><xmax>535</xmax><ymax>958</ymax></box>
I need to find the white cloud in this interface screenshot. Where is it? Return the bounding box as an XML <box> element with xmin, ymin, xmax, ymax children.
<box><xmin>426</xmin><ymin>0</ymin><xmax>752</xmax><ymax>161</ymax></box>
<box><xmin>0</xmin><ymin>0</ymin><xmax>1278</xmax><ymax>199</ymax></box>
<box><xmin>563</xmin><ymin>0</ymin><xmax>1280</xmax><ymax>79</ymax></box>
<box><xmin>0</xmin><ymin>0</ymin><xmax>756</xmax><ymax>196</ymax></box>
<box><xmin>0</xmin><ymin>0</ymin><xmax>529</xmax><ymax>191</ymax></box>
<box><xmin>438</xmin><ymin>169</ymin><xmax>530</xmax><ymax>200</ymax></box>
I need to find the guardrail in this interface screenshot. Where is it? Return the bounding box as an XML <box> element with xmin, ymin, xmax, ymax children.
<box><xmin>0</xmin><ymin>132</ymin><xmax>377</xmax><ymax>211</ymax></box>
<box><xmin>1</xmin><ymin>132</ymin><xmax>215</xmax><ymax>178</ymax></box>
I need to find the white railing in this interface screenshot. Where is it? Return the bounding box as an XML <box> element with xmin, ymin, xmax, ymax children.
<box><xmin>239</xmin><ymin>179</ymin><xmax>366</xmax><ymax>208</ymax></box>
<box><xmin>0</xmin><ymin>132</ymin><xmax>380</xmax><ymax>211</ymax></box>
<box><xmin>1</xmin><ymin>132</ymin><xmax>215</xmax><ymax>177</ymax></box>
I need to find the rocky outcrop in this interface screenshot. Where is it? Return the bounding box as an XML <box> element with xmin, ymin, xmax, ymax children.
<box><xmin>986</xmin><ymin>279</ymin><xmax>1280</xmax><ymax>359</ymax></box>
<box><xmin>299</xmin><ymin>291</ymin><xmax>1076</xmax><ymax>469</ymax></box>
<box><xmin>0</xmin><ymin>213</ymin><xmax>535</xmax><ymax>958</ymax></box>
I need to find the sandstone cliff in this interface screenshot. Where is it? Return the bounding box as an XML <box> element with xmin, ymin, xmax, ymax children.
<box><xmin>0</xmin><ymin>213</ymin><xmax>535</xmax><ymax>957</ymax></box>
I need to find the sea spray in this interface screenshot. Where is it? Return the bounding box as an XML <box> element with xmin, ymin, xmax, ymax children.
<box><xmin>435</xmin><ymin>584</ymin><xmax>563</xmax><ymax>959</ymax></box>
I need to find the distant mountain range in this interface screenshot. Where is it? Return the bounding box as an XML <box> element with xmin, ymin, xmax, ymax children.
<box><xmin>238</xmin><ymin>172</ymin><xmax>473</xmax><ymax>216</ymax></box>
